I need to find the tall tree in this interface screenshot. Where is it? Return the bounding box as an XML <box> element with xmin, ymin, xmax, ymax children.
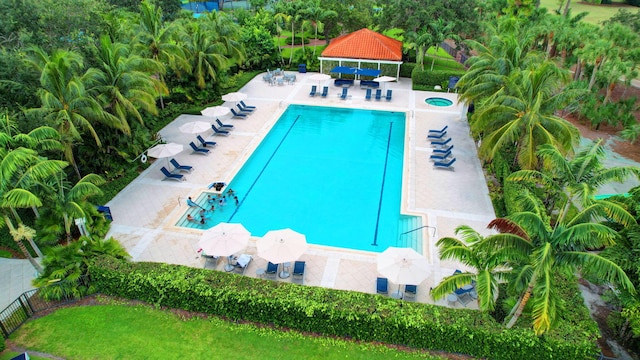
<box><xmin>424</xmin><ymin>18</ymin><xmax>460</xmax><ymax>71</ymax></box>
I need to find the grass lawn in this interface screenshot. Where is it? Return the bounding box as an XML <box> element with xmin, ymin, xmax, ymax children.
<box><xmin>7</xmin><ymin>302</ymin><xmax>444</xmax><ymax>360</ymax></box>
<box><xmin>0</xmin><ymin>249</ymin><xmax>12</xmax><ymax>258</ymax></box>
<box><xmin>538</xmin><ymin>0</ymin><xmax>635</xmax><ymax>24</ymax></box>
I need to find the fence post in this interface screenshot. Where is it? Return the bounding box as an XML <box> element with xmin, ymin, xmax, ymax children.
<box><xmin>22</xmin><ymin>293</ymin><xmax>36</xmax><ymax>315</ymax></box>
<box><xmin>0</xmin><ymin>320</ymin><xmax>9</xmax><ymax>339</ymax></box>
<box><xmin>17</xmin><ymin>295</ymin><xmax>33</xmax><ymax>317</ymax></box>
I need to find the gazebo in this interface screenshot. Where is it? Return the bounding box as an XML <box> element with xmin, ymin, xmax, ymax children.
<box><xmin>318</xmin><ymin>28</ymin><xmax>403</xmax><ymax>80</ymax></box>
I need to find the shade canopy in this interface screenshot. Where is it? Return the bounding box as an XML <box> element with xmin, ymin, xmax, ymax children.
<box><xmin>257</xmin><ymin>228</ymin><xmax>308</xmax><ymax>264</ymax></box>
<box><xmin>373</xmin><ymin>76</ymin><xmax>396</xmax><ymax>83</ymax></box>
<box><xmin>198</xmin><ymin>223</ymin><xmax>251</xmax><ymax>257</ymax></box>
<box><xmin>201</xmin><ymin>106</ymin><xmax>231</xmax><ymax>118</ymax></box>
<box><xmin>221</xmin><ymin>92</ymin><xmax>247</xmax><ymax>103</ymax></box>
<box><xmin>330</xmin><ymin>66</ymin><xmax>357</xmax><ymax>75</ymax></box>
<box><xmin>377</xmin><ymin>247</ymin><xmax>430</xmax><ymax>285</ymax></box>
<box><xmin>147</xmin><ymin>143</ymin><xmax>184</xmax><ymax>159</ymax></box>
<box><xmin>356</xmin><ymin>68</ymin><xmax>382</xmax><ymax>77</ymax></box>
<box><xmin>309</xmin><ymin>73</ymin><xmax>332</xmax><ymax>81</ymax></box>
<box><xmin>179</xmin><ymin>121</ymin><xmax>211</xmax><ymax>134</ymax></box>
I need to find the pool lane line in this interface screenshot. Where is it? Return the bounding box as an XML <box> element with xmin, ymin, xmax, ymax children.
<box><xmin>227</xmin><ymin>115</ymin><xmax>301</xmax><ymax>222</ymax></box>
<box><xmin>372</xmin><ymin>121</ymin><xmax>394</xmax><ymax>246</ymax></box>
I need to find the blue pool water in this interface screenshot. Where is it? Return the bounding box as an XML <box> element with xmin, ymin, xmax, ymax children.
<box><xmin>180</xmin><ymin>105</ymin><xmax>418</xmax><ymax>252</ymax></box>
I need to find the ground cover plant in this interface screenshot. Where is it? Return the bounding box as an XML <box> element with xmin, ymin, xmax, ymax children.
<box><xmin>6</xmin><ymin>297</ymin><xmax>443</xmax><ymax>360</ymax></box>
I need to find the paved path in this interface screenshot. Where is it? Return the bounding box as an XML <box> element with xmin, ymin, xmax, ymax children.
<box><xmin>0</xmin><ymin>258</ymin><xmax>39</xmax><ymax>310</ymax></box>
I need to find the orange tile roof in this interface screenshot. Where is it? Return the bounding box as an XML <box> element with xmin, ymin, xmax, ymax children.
<box><xmin>321</xmin><ymin>28</ymin><xmax>403</xmax><ymax>61</ymax></box>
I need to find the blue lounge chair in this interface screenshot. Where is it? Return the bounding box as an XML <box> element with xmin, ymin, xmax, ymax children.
<box><xmin>240</xmin><ymin>100</ymin><xmax>256</xmax><ymax>109</ymax></box>
<box><xmin>160</xmin><ymin>166</ymin><xmax>185</xmax><ymax>181</ymax></box>
<box><xmin>169</xmin><ymin>158</ymin><xmax>192</xmax><ymax>173</ymax></box>
<box><xmin>427</xmin><ymin>131</ymin><xmax>447</xmax><ymax>140</ymax></box>
<box><xmin>211</xmin><ymin>124</ymin><xmax>230</xmax><ymax>136</ymax></box>
<box><xmin>430</xmin><ymin>150</ymin><xmax>452</xmax><ymax>161</ymax></box>
<box><xmin>292</xmin><ymin>261</ymin><xmax>305</xmax><ymax>284</ymax></box>
<box><xmin>404</xmin><ymin>284</ymin><xmax>417</xmax><ymax>300</ymax></box>
<box><xmin>216</xmin><ymin>119</ymin><xmax>234</xmax><ymax>129</ymax></box>
<box><xmin>309</xmin><ymin>85</ymin><xmax>317</xmax><ymax>96</ymax></box>
<box><xmin>385</xmin><ymin>89</ymin><xmax>393</xmax><ymax>101</ymax></box>
<box><xmin>236</xmin><ymin>104</ymin><xmax>253</xmax><ymax>113</ymax></box>
<box><xmin>376</xmin><ymin>277</ymin><xmax>388</xmax><ymax>294</ymax></box>
<box><xmin>320</xmin><ymin>86</ymin><xmax>329</xmax><ymax>97</ymax></box>
<box><xmin>197</xmin><ymin>135</ymin><xmax>217</xmax><ymax>147</ymax></box>
<box><xmin>339</xmin><ymin>87</ymin><xmax>348</xmax><ymax>100</ymax></box>
<box><xmin>429</xmin><ymin>125</ymin><xmax>448</xmax><ymax>134</ymax></box>
<box><xmin>365</xmin><ymin>88</ymin><xmax>372</xmax><ymax>101</ymax></box>
<box><xmin>375</xmin><ymin>89</ymin><xmax>382</xmax><ymax>101</ymax></box>
<box><xmin>430</xmin><ymin>137</ymin><xmax>452</xmax><ymax>147</ymax></box>
<box><xmin>189</xmin><ymin>142</ymin><xmax>210</xmax><ymax>155</ymax></box>
<box><xmin>434</xmin><ymin>157</ymin><xmax>456</xmax><ymax>170</ymax></box>
<box><xmin>265</xmin><ymin>262</ymin><xmax>278</xmax><ymax>280</ymax></box>
<box><xmin>433</xmin><ymin>145</ymin><xmax>453</xmax><ymax>154</ymax></box>
<box><xmin>230</xmin><ymin>108</ymin><xmax>247</xmax><ymax>118</ymax></box>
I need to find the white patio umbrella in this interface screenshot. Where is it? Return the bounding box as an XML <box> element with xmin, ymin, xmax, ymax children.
<box><xmin>377</xmin><ymin>247</ymin><xmax>430</xmax><ymax>297</ymax></box>
<box><xmin>147</xmin><ymin>143</ymin><xmax>184</xmax><ymax>159</ymax></box>
<box><xmin>257</xmin><ymin>228</ymin><xmax>307</xmax><ymax>264</ymax></box>
<box><xmin>221</xmin><ymin>92</ymin><xmax>247</xmax><ymax>103</ymax></box>
<box><xmin>199</xmin><ymin>223</ymin><xmax>251</xmax><ymax>271</ymax></box>
<box><xmin>201</xmin><ymin>106</ymin><xmax>231</xmax><ymax>118</ymax></box>
<box><xmin>373</xmin><ymin>76</ymin><xmax>397</xmax><ymax>91</ymax></box>
<box><xmin>179</xmin><ymin>121</ymin><xmax>211</xmax><ymax>134</ymax></box>
<box><xmin>309</xmin><ymin>73</ymin><xmax>331</xmax><ymax>84</ymax></box>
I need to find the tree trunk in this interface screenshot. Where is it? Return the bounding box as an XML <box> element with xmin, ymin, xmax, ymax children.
<box><xmin>588</xmin><ymin>57</ymin><xmax>603</xmax><ymax>92</ymax></box>
<box><xmin>16</xmin><ymin>239</ymin><xmax>43</xmax><ymax>273</ymax></box>
<box><xmin>563</xmin><ymin>0</ymin><xmax>571</xmax><ymax>17</ymax></box>
<box><xmin>506</xmin><ymin>283</ymin><xmax>535</xmax><ymax>328</ymax></box>
<box><xmin>289</xmin><ymin>23</ymin><xmax>295</xmax><ymax>66</ymax></box>
<box><xmin>603</xmin><ymin>81</ymin><xmax>615</xmax><ymax>105</ymax></box>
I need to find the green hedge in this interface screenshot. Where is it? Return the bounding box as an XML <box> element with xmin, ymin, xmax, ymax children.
<box><xmin>412</xmin><ymin>68</ymin><xmax>466</xmax><ymax>90</ymax></box>
<box><xmin>88</xmin><ymin>257</ymin><xmax>599</xmax><ymax>360</ymax></box>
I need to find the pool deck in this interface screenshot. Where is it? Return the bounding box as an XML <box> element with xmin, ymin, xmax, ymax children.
<box><xmin>103</xmin><ymin>73</ymin><xmax>499</xmax><ymax>308</ymax></box>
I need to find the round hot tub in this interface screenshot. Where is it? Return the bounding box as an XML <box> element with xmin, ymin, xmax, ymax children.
<box><xmin>425</xmin><ymin>97</ymin><xmax>454</xmax><ymax>107</ymax></box>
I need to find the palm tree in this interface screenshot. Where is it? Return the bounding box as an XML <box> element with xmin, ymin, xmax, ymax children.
<box><xmin>487</xmin><ymin>211</ymin><xmax>635</xmax><ymax>334</ymax></box>
<box><xmin>9</xmin><ymin>224</ymin><xmax>43</xmax><ymax>273</ymax></box>
<box><xmin>89</xmin><ymin>35</ymin><xmax>164</xmax><ymax>135</ymax></box>
<box><xmin>470</xmin><ymin>60</ymin><xmax>581</xmax><ymax>169</ymax></box>
<box><xmin>36</xmin><ymin>173</ymin><xmax>105</xmax><ymax>245</ymax></box>
<box><xmin>425</xmin><ymin>18</ymin><xmax>460</xmax><ymax>71</ymax></box>
<box><xmin>181</xmin><ymin>22</ymin><xmax>229</xmax><ymax>90</ymax></box>
<box><xmin>430</xmin><ymin>225</ymin><xmax>515</xmax><ymax>311</ymax></box>
<box><xmin>25</xmin><ymin>47</ymin><xmax>120</xmax><ymax>179</ymax></box>
<box><xmin>507</xmin><ymin>140</ymin><xmax>640</xmax><ymax>224</ymax></box>
<box><xmin>300</xmin><ymin>0</ymin><xmax>336</xmax><ymax>57</ymax></box>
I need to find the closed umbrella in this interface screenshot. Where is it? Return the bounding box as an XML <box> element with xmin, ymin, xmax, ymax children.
<box><xmin>257</xmin><ymin>228</ymin><xmax>307</xmax><ymax>264</ymax></box>
<box><xmin>201</xmin><ymin>106</ymin><xmax>231</xmax><ymax>118</ymax></box>
<box><xmin>222</xmin><ymin>92</ymin><xmax>247</xmax><ymax>103</ymax></box>
<box><xmin>179</xmin><ymin>121</ymin><xmax>211</xmax><ymax>134</ymax></box>
<box><xmin>377</xmin><ymin>247</ymin><xmax>430</xmax><ymax>298</ymax></box>
<box><xmin>199</xmin><ymin>223</ymin><xmax>251</xmax><ymax>271</ymax></box>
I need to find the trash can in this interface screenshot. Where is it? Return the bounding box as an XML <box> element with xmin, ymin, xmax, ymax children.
<box><xmin>298</xmin><ymin>64</ymin><xmax>307</xmax><ymax>73</ymax></box>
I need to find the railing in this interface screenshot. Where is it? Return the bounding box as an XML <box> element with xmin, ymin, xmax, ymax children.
<box><xmin>597</xmin><ymin>353</ymin><xmax>618</xmax><ymax>360</ymax></box>
<box><xmin>0</xmin><ymin>277</ymin><xmax>89</xmax><ymax>339</ymax></box>
<box><xmin>440</xmin><ymin>42</ymin><xmax>468</xmax><ymax>66</ymax></box>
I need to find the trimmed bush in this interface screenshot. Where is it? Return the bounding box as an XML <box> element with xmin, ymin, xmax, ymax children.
<box><xmin>412</xmin><ymin>68</ymin><xmax>466</xmax><ymax>90</ymax></box>
<box><xmin>88</xmin><ymin>256</ymin><xmax>599</xmax><ymax>360</ymax></box>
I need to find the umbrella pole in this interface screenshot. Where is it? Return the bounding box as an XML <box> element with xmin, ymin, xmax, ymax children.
<box><xmin>224</xmin><ymin>256</ymin><xmax>235</xmax><ymax>272</ymax></box>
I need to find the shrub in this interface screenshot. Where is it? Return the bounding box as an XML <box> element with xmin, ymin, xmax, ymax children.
<box><xmin>88</xmin><ymin>256</ymin><xmax>599</xmax><ymax>360</ymax></box>
<box><xmin>412</xmin><ymin>68</ymin><xmax>466</xmax><ymax>90</ymax></box>
<box><xmin>285</xmin><ymin>36</ymin><xmax>309</xmax><ymax>45</ymax></box>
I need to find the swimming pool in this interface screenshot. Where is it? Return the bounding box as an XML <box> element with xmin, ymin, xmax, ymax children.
<box><xmin>179</xmin><ymin>105</ymin><xmax>421</xmax><ymax>252</ymax></box>
<box><xmin>425</xmin><ymin>97</ymin><xmax>454</xmax><ymax>107</ymax></box>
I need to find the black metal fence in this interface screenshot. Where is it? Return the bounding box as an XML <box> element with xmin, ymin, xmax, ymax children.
<box><xmin>440</xmin><ymin>41</ymin><xmax>468</xmax><ymax>66</ymax></box>
<box><xmin>0</xmin><ymin>277</ymin><xmax>89</xmax><ymax>339</ymax></box>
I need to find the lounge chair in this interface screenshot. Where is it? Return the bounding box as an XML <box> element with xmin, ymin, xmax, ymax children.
<box><xmin>365</xmin><ymin>88</ymin><xmax>372</xmax><ymax>101</ymax></box>
<box><xmin>376</xmin><ymin>277</ymin><xmax>389</xmax><ymax>295</ymax></box>
<box><xmin>454</xmin><ymin>287</ymin><xmax>473</xmax><ymax>306</ymax></box>
<box><xmin>374</xmin><ymin>89</ymin><xmax>382</xmax><ymax>101</ymax></box>
<box><xmin>430</xmin><ymin>150</ymin><xmax>452</xmax><ymax>161</ymax></box>
<box><xmin>385</xmin><ymin>89</ymin><xmax>393</xmax><ymax>101</ymax></box>
<box><xmin>211</xmin><ymin>124</ymin><xmax>230</xmax><ymax>136</ymax></box>
<box><xmin>240</xmin><ymin>100</ymin><xmax>256</xmax><ymax>109</ymax></box>
<box><xmin>265</xmin><ymin>261</ymin><xmax>278</xmax><ymax>280</ymax></box>
<box><xmin>427</xmin><ymin>131</ymin><xmax>447</xmax><ymax>140</ymax></box>
<box><xmin>339</xmin><ymin>87</ymin><xmax>348</xmax><ymax>100</ymax></box>
<box><xmin>236</xmin><ymin>104</ymin><xmax>253</xmax><ymax>113</ymax></box>
<box><xmin>309</xmin><ymin>85</ymin><xmax>317</xmax><ymax>96</ymax></box>
<box><xmin>292</xmin><ymin>261</ymin><xmax>305</xmax><ymax>284</ymax></box>
<box><xmin>216</xmin><ymin>119</ymin><xmax>234</xmax><ymax>129</ymax></box>
<box><xmin>320</xmin><ymin>86</ymin><xmax>329</xmax><ymax>97</ymax></box>
<box><xmin>429</xmin><ymin>125</ymin><xmax>448</xmax><ymax>134</ymax></box>
<box><xmin>434</xmin><ymin>157</ymin><xmax>456</xmax><ymax>170</ymax></box>
<box><xmin>189</xmin><ymin>142</ymin><xmax>210</xmax><ymax>155</ymax></box>
<box><xmin>433</xmin><ymin>145</ymin><xmax>453</xmax><ymax>154</ymax></box>
<box><xmin>404</xmin><ymin>284</ymin><xmax>417</xmax><ymax>300</ymax></box>
<box><xmin>230</xmin><ymin>108</ymin><xmax>247</xmax><ymax>119</ymax></box>
<box><xmin>233</xmin><ymin>254</ymin><xmax>252</xmax><ymax>275</ymax></box>
<box><xmin>169</xmin><ymin>158</ymin><xmax>192</xmax><ymax>173</ymax></box>
<box><xmin>197</xmin><ymin>135</ymin><xmax>217</xmax><ymax>147</ymax></box>
<box><xmin>430</xmin><ymin>137</ymin><xmax>452</xmax><ymax>147</ymax></box>
<box><xmin>160</xmin><ymin>166</ymin><xmax>185</xmax><ymax>181</ymax></box>
<box><xmin>202</xmin><ymin>254</ymin><xmax>219</xmax><ymax>269</ymax></box>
